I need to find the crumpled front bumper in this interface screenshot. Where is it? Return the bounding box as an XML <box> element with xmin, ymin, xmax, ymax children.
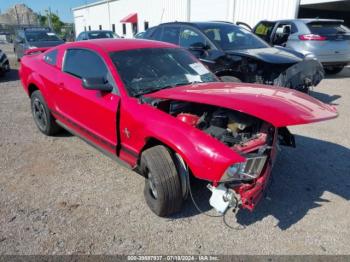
<box><xmin>235</xmin><ymin>142</ymin><xmax>278</xmax><ymax>211</ymax></box>
<box><xmin>273</xmin><ymin>59</ymin><xmax>324</xmax><ymax>91</ymax></box>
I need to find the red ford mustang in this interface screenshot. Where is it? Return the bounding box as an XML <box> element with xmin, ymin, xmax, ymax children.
<box><xmin>19</xmin><ymin>39</ymin><xmax>338</xmax><ymax>217</ymax></box>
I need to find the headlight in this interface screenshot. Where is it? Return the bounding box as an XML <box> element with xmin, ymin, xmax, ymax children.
<box><xmin>221</xmin><ymin>155</ymin><xmax>268</xmax><ymax>182</ymax></box>
<box><xmin>28</xmin><ymin>46</ymin><xmax>37</xmax><ymax>49</ymax></box>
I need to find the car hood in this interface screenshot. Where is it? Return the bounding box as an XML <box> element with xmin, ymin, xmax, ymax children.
<box><xmin>226</xmin><ymin>47</ymin><xmax>303</xmax><ymax>64</ymax></box>
<box><xmin>28</xmin><ymin>41</ymin><xmax>64</xmax><ymax>48</ymax></box>
<box><xmin>145</xmin><ymin>82</ymin><xmax>337</xmax><ymax>127</ymax></box>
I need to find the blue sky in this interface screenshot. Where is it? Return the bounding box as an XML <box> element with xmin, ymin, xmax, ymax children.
<box><xmin>0</xmin><ymin>0</ymin><xmax>96</xmax><ymax>22</ymax></box>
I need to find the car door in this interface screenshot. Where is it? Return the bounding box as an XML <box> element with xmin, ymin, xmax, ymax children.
<box><xmin>253</xmin><ymin>21</ymin><xmax>276</xmax><ymax>44</ymax></box>
<box><xmin>270</xmin><ymin>22</ymin><xmax>297</xmax><ymax>47</ymax></box>
<box><xmin>57</xmin><ymin>48</ymin><xmax>120</xmax><ymax>153</ymax></box>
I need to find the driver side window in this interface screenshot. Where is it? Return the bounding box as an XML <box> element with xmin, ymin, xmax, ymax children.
<box><xmin>179</xmin><ymin>27</ymin><xmax>210</xmax><ymax>49</ymax></box>
<box><xmin>63</xmin><ymin>49</ymin><xmax>108</xmax><ymax>79</ymax></box>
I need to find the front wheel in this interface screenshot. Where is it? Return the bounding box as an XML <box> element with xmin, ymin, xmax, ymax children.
<box><xmin>30</xmin><ymin>90</ymin><xmax>61</xmax><ymax>136</ymax></box>
<box><xmin>324</xmin><ymin>66</ymin><xmax>344</xmax><ymax>75</ymax></box>
<box><xmin>141</xmin><ymin>145</ymin><xmax>183</xmax><ymax>217</ymax></box>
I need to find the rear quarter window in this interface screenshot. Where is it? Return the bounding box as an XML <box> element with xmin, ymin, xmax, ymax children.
<box><xmin>43</xmin><ymin>49</ymin><xmax>58</xmax><ymax>66</ymax></box>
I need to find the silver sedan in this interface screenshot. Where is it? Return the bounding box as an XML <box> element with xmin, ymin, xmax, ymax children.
<box><xmin>253</xmin><ymin>19</ymin><xmax>350</xmax><ymax>75</ymax></box>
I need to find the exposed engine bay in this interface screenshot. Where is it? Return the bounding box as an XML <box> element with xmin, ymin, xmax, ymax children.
<box><xmin>147</xmin><ymin>99</ymin><xmax>274</xmax><ymax>153</ymax></box>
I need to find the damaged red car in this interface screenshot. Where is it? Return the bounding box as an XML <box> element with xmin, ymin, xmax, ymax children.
<box><xmin>19</xmin><ymin>39</ymin><xmax>338</xmax><ymax>217</ymax></box>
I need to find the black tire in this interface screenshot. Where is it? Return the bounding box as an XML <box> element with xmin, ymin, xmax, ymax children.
<box><xmin>219</xmin><ymin>75</ymin><xmax>242</xmax><ymax>82</ymax></box>
<box><xmin>30</xmin><ymin>90</ymin><xmax>61</xmax><ymax>136</ymax></box>
<box><xmin>141</xmin><ymin>145</ymin><xmax>183</xmax><ymax>217</ymax></box>
<box><xmin>324</xmin><ymin>66</ymin><xmax>344</xmax><ymax>75</ymax></box>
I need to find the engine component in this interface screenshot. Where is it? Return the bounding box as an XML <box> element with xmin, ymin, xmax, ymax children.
<box><xmin>204</xmin><ymin>125</ymin><xmax>227</xmax><ymax>139</ymax></box>
<box><xmin>207</xmin><ymin>184</ymin><xmax>238</xmax><ymax>214</ymax></box>
<box><xmin>210</xmin><ymin>110</ymin><xmax>228</xmax><ymax>128</ymax></box>
<box><xmin>176</xmin><ymin>113</ymin><xmax>200</xmax><ymax>127</ymax></box>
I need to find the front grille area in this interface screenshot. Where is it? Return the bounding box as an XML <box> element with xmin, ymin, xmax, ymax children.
<box><xmin>242</xmin><ymin>155</ymin><xmax>268</xmax><ymax>178</ymax></box>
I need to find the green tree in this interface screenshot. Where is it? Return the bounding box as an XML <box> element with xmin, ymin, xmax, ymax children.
<box><xmin>38</xmin><ymin>13</ymin><xmax>64</xmax><ymax>34</ymax></box>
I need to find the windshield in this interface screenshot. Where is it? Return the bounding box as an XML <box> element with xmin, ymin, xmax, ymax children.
<box><xmin>110</xmin><ymin>48</ymin><xmax>218</xmax><ymax>97</ymax></box>
<box><xmin>25</xmin><ymin>31</ymin><xmax>61</xmax><ymax>42</ymax></box>
<box><xmin>200</xmin><ymin>24</ymin><xmax>270</xmax><ymax>50</ymax></box>
<box><xmin>88</xmin><ymin>31</ymin><xmax>118</xmax><ymax>39</ymax></box>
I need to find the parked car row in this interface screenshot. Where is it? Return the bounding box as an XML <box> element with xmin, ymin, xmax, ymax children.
<box><xmin>142</xmin><ymin>21</ymin><xmax>324</xmax><ymax>93</ymax></box>
<box><xmin>19</xmin><ymin>38</ymin><xmax>338</xmax><ymax>217</ymax></box>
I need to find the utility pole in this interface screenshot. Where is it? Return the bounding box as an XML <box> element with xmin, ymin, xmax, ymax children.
<box><xmin>186</xmin><ymin>0</ymin><xmax>191</xmax><ymax>22</ymax></box>
<box><xmin>107</xmin><ymin>0</ymin><xmax>111</xmax><ymax>30</ymax></box>
<box><xmin>46</xmin><ymin>7</ymin><xmax>53</xmax><ymax>30</ymax></box>
<box><xmin>14</xmin><ymin>5</ymin><xmax>20</xmax><ymax>25</ymax></box>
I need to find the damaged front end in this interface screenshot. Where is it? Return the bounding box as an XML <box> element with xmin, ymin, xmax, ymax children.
<box><xmin>145</xmin><ymin>98</ymin><xmax>291</xmax><ymax>214</ymax></box>
<box><xmin>144</xmin><ymin>82</ymin><xmax>337</xmax><ymax>214</ymax></box>
<box><xmin>273</xmin><ymin>59</ymin><xmax>324</xmax><ymax>93</ymax></box>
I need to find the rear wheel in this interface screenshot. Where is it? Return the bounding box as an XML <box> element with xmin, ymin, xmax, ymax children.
<box><xmin>219</xmin><ymin>75</ymin><xmax>242</xmax><ymax>83</ymax></box>
<box><xmin>324</xmin><ymin>66</ymin><xmax>344</xmax><ymax>75</ymax></box>
<box><xmin>30</xmin><ymin>90</ymin><xmax>61</xmax><ymax>136</ymax></box>
<box><xmin>141</xmin><ymin>145</ymin><xmax>183</xmax><ymax>217</ymax></box>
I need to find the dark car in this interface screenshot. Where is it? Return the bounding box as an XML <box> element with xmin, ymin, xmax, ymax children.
<box><xmin>14</xmin><ymin>27</ymin><xmax>64</xmax><ymax>61</ymax></box>
<box><xmin>76</xmin><ymin>30</ymin><xmax>120</xmax><ymax>41</ymax></box>
<box><xmin>143</xmin><ymin>21</ymin><xmax>324</xmax><ymax>92</ymax></box>
<box><xmin>0</xmin><ymin>48</ymin><xmax>10</xmax><ymax>76</ymax></box>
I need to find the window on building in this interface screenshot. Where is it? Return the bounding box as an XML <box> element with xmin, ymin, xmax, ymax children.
<box><xmin>88</xmin><ymin>25</ymin><xmax>91</xmax><ymax>31</ymax></box>
<box><xmin>43</xmin><ymin>49</ymin><xmax>58</xmax><ymax>66</ymax></box>
<box><xmin>112</xmin><ymin>24</ymin><xmax>116</xmax><ymax>33</ymax></box>
<box><xmin>84</xmin><ymin>26</ymin><xmax>87</xmax><ymax>32</ymax></box>
<box><xmin>144</xmin><ymin>21</ymin><xmax>149</xmax><ymax>31</ymax></box>
<box><xmin>122</xmin><ymin>24</ymin><xmax>126</xmax><ymax>35</ymax></box>
<box><xmin>99</xmin><ymin>25</ymin><xmax>102</xmax><ymax>30</ymax></box>
<box><xmin>63</xmin><ymin>49</ymin><xmax>108</xmax><ymax>79</ymax></box>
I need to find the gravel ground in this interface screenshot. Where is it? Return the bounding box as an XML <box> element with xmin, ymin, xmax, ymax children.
<box><xmin>0</xmin><ymin>43</ymin><xmax>349</xmax><ymax>255</ymax></box>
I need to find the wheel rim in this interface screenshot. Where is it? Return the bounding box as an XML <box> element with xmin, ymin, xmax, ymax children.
<box><xmin>32</xmin><ymin>98</ymin><xmax>47</xmax><ymax>131</ymax></box>
<box><xmin>148</xmin><ymin>172</ymin><xmax>158</xmax><ymax>199</ymax></box>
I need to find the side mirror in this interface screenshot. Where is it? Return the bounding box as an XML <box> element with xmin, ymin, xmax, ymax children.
<box><xmin>82</xmin><ymin>77</ymin><xmax>113</xmax><ymax>92</ymax></box>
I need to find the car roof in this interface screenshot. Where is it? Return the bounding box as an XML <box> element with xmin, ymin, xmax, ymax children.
<box><xmin>64</xmin><ymin>39</ymin><xmax>178</xmax><ymax>52</ymax></box>
<box><xmin>159</xmin><ymin>21</ymin><xmax>235</xmax><ymax>28</ymax></box>
<box><xmin>86</xmin><ymin>30</ymin><xmax>114</xmax><ymax>33</ymax></box>
<box><xmin>261</xmin><ymin>18</ymin><xmax>344</xmax><ymax>23</ymax></box>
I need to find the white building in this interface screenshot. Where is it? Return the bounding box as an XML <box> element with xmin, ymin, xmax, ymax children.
<box><xmin>72</xmin><ymin>0</ymin><xmax>350</xmax><ymax>38</ymax></box>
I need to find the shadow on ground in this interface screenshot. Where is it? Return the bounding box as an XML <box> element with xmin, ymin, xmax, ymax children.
<box><xmin>324</xmin><ymin>66</ymin><xmax>350</xmax><ymax>79</ymax></box>
<box><xmin>310</xmin><ymin>90</ymin><xmax>341</xmax><ymax>105</ymax></box>
<box><xmin>0</xmin><ymin>69</ymin><xmax>19</xmax><ymax>83</ymax></box>
<box><xmin>173</xmin><ymin>135</ymin><xmax>350</xmax><ymax>230</ymax></box>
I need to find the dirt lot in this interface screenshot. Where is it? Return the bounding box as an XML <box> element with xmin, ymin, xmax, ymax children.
<box><xmin>0</xmin><ymin>43</ymin><xmax>349</xmax><ymax>255</ymax></box>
